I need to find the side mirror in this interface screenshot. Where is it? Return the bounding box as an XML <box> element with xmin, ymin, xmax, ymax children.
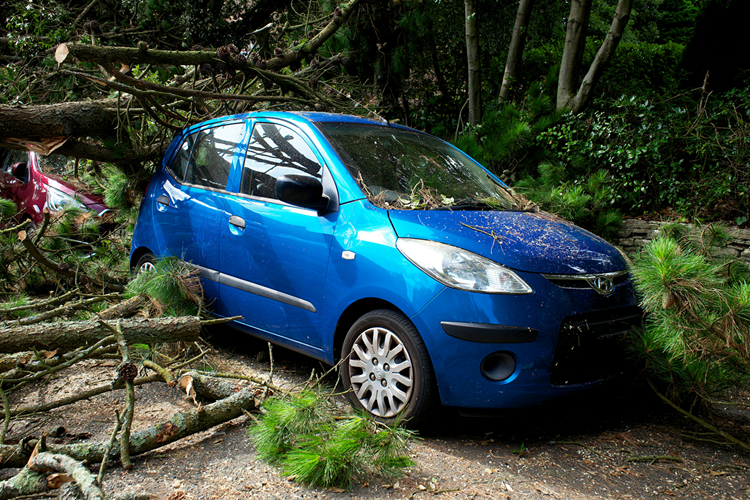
<box><xmin>276</xmin><ymin>174</ymin><xmax>329</xmax><ymax>211</ymax></box>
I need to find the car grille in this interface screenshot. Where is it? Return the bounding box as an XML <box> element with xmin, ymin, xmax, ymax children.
<box><xmin>550</xmin><ymin>306</ymin><xmax>643</xmax><ymax>386</ymax></box>
<box><xmin>543</xmin><ymin>270</ymin><xmax>631</xmax><ymax>292</ymax></box>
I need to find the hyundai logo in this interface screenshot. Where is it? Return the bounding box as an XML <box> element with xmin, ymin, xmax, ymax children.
<box><xmin>587</xmin><ymin>276</ymin><xmax>615</xmax><ymax>296</ymax></box>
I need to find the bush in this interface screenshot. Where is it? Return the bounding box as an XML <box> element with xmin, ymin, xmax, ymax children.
<box><xmin>539</xmin><ymin>89</ymin><xmax>750</xmax><ymax>221</ymax></box>
<box><xmin>516</xmin><ymin>163</ymin><xmax>623</xmax><ymax>240</ymax></box>
<box><xmin>453</xmin><ymin>83</ymin><xmax>564</xmax><ymax>180</ymax></box>
<box><xmin>628</xmin><ymin>224</ymin><xmax>750</xmax><ymax>406</ymax></box>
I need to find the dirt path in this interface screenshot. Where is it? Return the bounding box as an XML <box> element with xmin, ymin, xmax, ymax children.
<box><xmin>5</xmin><ymin>334</ymin><xmax>749</xmax><ymax>500</ymax></box>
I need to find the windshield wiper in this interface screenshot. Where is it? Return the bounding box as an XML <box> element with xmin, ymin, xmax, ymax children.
<box><xmin>434</xmin><ymin>201</ymin><xmax>496</xmax><ymax>211</ymax></box>
<box><xmin>434</xmin><ymin>200</ymin><xmax>534</xmax><ymax>212</ymax></box>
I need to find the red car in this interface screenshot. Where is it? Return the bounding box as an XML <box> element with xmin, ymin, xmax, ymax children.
<box><xmin>0</xmin><ymin>149</ymin><xmax>108</xmax><ymax>227</ymax></box>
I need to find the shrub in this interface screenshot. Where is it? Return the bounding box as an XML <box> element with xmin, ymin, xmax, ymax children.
<box><xmin>629</xmin><ymin>224</ymin><xmax>750</xmax><ymax>406</ymax></box>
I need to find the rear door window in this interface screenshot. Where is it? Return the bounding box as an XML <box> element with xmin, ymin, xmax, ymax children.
<box><xmin>169</xmin><ymin>123</ymin><xmax>246</xmax><ymax>190</ymax></box>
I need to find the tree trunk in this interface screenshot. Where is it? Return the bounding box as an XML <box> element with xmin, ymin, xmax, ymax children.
<box><xmin>464</xmin><ymin>0</ymin><xmax>482</xmax><ymax>126</ymax></box>
<box><xmin>499</xmin><ymin>0</ymin><xmax>535</xmax><ymax>104</ymax></box>
<box><xmin>0</xmin><ymin>316</ymin><xmax>201</xmax><ymax>354</ymax></box>
<box><xmin>0</xmin><ymin>101</ymin><xmax>122</xmax><ymax>145</ymax></box>
<box><xmin>557</xmin><ymin>0</ymin><xmax>592</xmax><ymax>111</ymax></box>
<box><xmin>570</xmin><ymin>0</ymin><xmax>634</xmax><ymax>113</ymax></box>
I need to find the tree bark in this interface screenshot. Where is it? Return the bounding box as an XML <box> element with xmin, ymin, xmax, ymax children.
<box><xmin>570</xmin><ymin>0</ymin><xmax>634</xmax><ymax>113</ymax></box>
<box><xmin>557</xmin><ymin>0</ymin><xmax>592</xmax><ymax>111</ymax></box>
<box><xmin>464</xmin><ymin>0</ymin><xmax>482</xmax><ymax>126</ymax></box>
<box><xmin>0</xmin><ymin>101</ymin><xmax>123</xmax><ymax>145</ymax></box>
<box><xmin>499</xmin><ymin>0</ymin><xmax>535</xmax><ymax>104</ymax></box>
<box><xmin>0</xmin><ymin>316</ymin><xmax>201</xmax><ymax>354</ymax></box>
<box><xmin>0</xmin><ymin>383</ymin><xmax>260</xmax><ymax>468</ymax></box>
<box><xmin>178</xmin><ymin>371</ymin><xmax>250</xmax><ymax>401</ymax></box>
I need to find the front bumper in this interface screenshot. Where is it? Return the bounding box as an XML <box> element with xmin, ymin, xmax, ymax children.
<box><xmin>410</xmin><ymin>271</ymin><xmax>641</xmax><ymax>408</ymax></box>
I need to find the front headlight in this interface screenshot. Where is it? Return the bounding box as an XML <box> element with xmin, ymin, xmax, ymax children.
<box><xmin>397</xmin><ymin>238</ymin><xmax>533</xmax><ymax>294</ymax></box>
<box><xmin>45</xmin><ymin>186</ymin><xmax>87</xmax><ymax>212</ymax></box>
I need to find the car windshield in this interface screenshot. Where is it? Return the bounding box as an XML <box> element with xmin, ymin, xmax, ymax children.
<box><xmin>316</xmin><ymin>122</ymin><xmax>524</xmax><ymax>210</ymax></box>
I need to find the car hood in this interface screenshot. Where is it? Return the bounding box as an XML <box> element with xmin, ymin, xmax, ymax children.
<box><xmin>388</xmin><ymin>209</ymin><xmax>628</xmax><ymax>274</ymax></box>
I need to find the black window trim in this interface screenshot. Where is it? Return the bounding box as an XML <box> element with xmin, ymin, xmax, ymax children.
<box><xmin>164</xmin><ymin>120</ymin><xmax>248</xmax><ymax>193</ymax></box>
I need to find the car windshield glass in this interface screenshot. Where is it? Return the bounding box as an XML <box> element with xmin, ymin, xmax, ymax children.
<box><xmin>316</xmin><ymin>122</ymin><xmax>522</xmax><ymax>210</ymax></box>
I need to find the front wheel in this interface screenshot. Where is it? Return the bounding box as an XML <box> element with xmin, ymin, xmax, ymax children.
<box><xmin>341</xmin><ymin>309</ymin><xmax>435</xmax><ymax>427</ymax></box>
<box><xmin>133</xmin><ymin>252</ymin><xmax>156</xmax><ymax>276</ymax></box>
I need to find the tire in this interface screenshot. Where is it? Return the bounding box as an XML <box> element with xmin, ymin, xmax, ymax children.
<box><xmin>23</xmin><ymin>219</ymin><xmax>37</xmax><ymax>238</ymax></box>
<box><xmin>134</xmin><ymin>252</ymin><xmax>156</xmax><ymax>275</ymax></box>
<box><xmin>341</xmin><ymin>309</ymin><xmax>435</xmax><ymax>427</ymax></box>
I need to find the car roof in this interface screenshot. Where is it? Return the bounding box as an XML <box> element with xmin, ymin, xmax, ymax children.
<box><xmin>181</xmin><ymin>110</ymin><xmax>407</xmax><ymax>133</ymax></box>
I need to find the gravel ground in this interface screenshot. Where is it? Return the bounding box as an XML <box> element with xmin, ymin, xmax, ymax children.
<box><xmin>4</xmin><ymin>333</ymin><xmax>750</xmax><ymax>500</ymax></box>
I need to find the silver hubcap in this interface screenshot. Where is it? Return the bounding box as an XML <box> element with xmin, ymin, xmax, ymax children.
<box><xmin>348</xmin><ymin>326</ymin><xmax>413</xmax><ymax>417</ymax></box>
<box><xmin>139</xmin><ymin>261</ymin><xmax>156</xmax><ymax>273</ymax></box>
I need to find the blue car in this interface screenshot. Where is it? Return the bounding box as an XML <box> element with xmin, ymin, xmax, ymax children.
<box><xmin>130</xmin><ymin>111</ymin><xmax>640</xmax><ymax>425</ymax></box>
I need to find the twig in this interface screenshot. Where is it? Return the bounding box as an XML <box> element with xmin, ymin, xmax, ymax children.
<box><xmin>648</xmin><ymin>379</ymin><xmax>750</xmax><ymax>452</ymax></box>
<box><xmin>0</xmin><ymin>384</ymin><xmax>9</xmax><ymax>444</ymax></box>
<box><xmin>460</xmin><ymin>222</ymin><xmax>504</xmax><ymax>253</ymax></box>
<box><xmin>200</xmin><ymin>315</ymin><xmax>243</xmax><ymax>326</ymax></box>
<box><xmin>17</xmin><ymin>230</ymin><xmax>123</xmax><ymax>292</ymax></box>
<box><xmin>11</xmin><ymin>373</ymin><xmax>159</xmax><ymax>417</ymax></box>
<box><xmin>142</xmin><ymin>359</ymin><xmax>174</xmax><ymax>386</ymax></box>
<box><xmin>97</xmin><ymin>409</ymin><xmax>122</xmax><ymax>487</ymax></box>
<box><xmin>115</xmin><ymin>322</ymin><xmax>135</xmax><ymax>470</ymax></box>
<box><xmin>548</xmin><ymin>440</ymin><xmax>603</xmax><ymax>456</ymax></box>
<box><xmin>627</xmin><ymin>455</ymin><xmax>683</xmax><ymax>464</ymax></box>
<box><xmin>191</xmin><ymin>370</ymin><xmax>285</xmax><ymax>396</ymax></box>
<box><xmin>2</xmin><ymin>336</ymin><xmax>117</xmax><ymax>391</ymax></box>
<box><xmin>17</xmin><ymin>294</ymin><xmax>117</xmax><ymax>325</ymax></box>
<box><xmin>32</xmin><ymin>210</ymin><xmax>50</xmax><ymax>245</ymax></box>
<box><xmin>0</xmin><ymin>290</ymin><xmax>76</xmax><ymax>315</ymax></box>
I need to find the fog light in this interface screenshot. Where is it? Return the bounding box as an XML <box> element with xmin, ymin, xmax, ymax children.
<box><xmin>480</xmin><ymin>352</ymin><xmax>516</xmax><ymax>381</ymax></box>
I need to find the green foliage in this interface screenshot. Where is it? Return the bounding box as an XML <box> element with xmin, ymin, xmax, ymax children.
<box><xmin>599</xmin><ymin>42</ymin><xmax>686</xmax><ymax>98</ymax></box>
<box><xmin>0</xmin><ymin>199</ymin><xmax>17</xmax><ymax>219</ymax></box>
<box><xmin>101</xmin><ymin>164</ymin><xmax>142</xmax><ymax>222</ymax></box>
<box><xmin>538</xmin><ymin>89</ymin><xmax>750</xmax><ymax>221</ymax></box>
<box><xmin>454</xmin><ymin>83</ymin><xmax>564</xmax><ymax>178</ymax></box>
<box><xmin>125</xmin><ymin>257</ymin><xmax>203</xmax><ymax>317</ymax></box>
<box><xmin>629</xmin><ymin>227</ymin><xmax>750</xmax><ymax>405</ymax></box>
<box><xmin>516</xmin><ymin>164</ymin><xmax>623</xmax><ymax>240</ymax></box>
<box><xmin>250</xmin><ymin>391</ymin><xmax>415</xmax><ymax>490</ymax></box>
<box><xmin>0</xmin><ymin>294</ymin><xmax>34</xmax><ymax>319</ymax></box>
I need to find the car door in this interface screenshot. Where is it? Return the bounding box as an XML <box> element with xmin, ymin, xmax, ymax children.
<box><xmin>218</xmin><ymin>119</ymin><xmax>337</xmax><ymax>353</ymax></box>
<box><xmin>148</xmin><ymin>121</ymin><xmax>249</xmax><ymax>297</ymax></box>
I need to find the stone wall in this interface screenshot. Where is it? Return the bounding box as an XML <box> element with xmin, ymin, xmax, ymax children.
<box><xmin>615</xmin><ymin>219</ymin><xmax>750</xmax><ymax>262</ymax></box>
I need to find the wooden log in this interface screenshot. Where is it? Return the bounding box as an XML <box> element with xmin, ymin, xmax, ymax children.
<box><xmin>0</xmin><ymin>316</ymin><xmax>201</xmax><ymax>354</ymax></box>
<box><xmin>178</xmin><ymin>371</ymin><xmax>250</xmax><ymax>402</ymax></box>
<box><xmin>0</xmin><ymin>384</ymin><xmax>260</xmax><ymax>468</ymax></box>
<box><xmin>97</xmin><ymin>295</ymin><xmax>148</xmax><ymax>320</ymax></box>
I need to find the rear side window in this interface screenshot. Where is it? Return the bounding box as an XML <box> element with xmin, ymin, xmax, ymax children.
<box><xmin>168</xmin><ymin>133</ymin><xmax>197</xmax><ymax>182</ymax></box>
<box><xmin>169</xmin><ymin>123</ymin><xmax>246</xmax><ymax>190</ymax></box>
<box><xmin>240</xmin><ymin>122</ymin><xmax>322</xmax><ymax>199</ymax></box>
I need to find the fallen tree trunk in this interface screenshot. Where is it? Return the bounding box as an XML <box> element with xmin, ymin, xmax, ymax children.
<box><xmin>0</xmin><ymin>383</ymin><xmax>261</xmax><ymax>468</ymax></box>
<box><xmin>0</xmin><ymin>316</ymin><xmax>201</xmax><ymax>354</ymax></box>
<box><xmin>0</xmin><ymin>101</ymin><xmax>124</xmax><ymax>143</ymax></box>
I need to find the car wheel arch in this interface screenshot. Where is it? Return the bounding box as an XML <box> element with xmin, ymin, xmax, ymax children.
<box><xmin>130</xmin><ymin>247</ymin><xmax>154</xmax><ymax>272</ymax></box>
<box><xmin>333</xmin><ymin>298</ymin><xmax>404</xmax><ymax>362</ymax></box>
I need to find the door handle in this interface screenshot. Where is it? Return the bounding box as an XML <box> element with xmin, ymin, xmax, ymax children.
<box><xmin>157</xmin><ymin>195</ymin><xmax>170</xmax><ymax>206</ymax></box>
<box><xmin>229</xmin><ymin>215</ymin><xmax>246</xmax><ymax>229</ymax></box>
